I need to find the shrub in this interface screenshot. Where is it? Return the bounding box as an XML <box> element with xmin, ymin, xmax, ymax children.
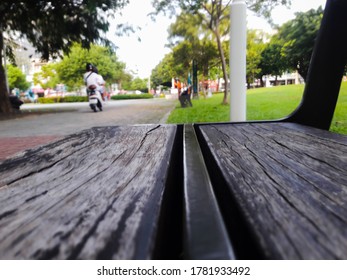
<box><xmin>64</xmin><ymin>96</ymin><xmax>88</xmax><ymax>102</ymax></box>
<box><xmin>111</xmin><ymin>94</ymin><xmax>153</xmax><ymax>100</ymax></box>
<box><xmin>38</xmin><ymin>97</ymin><xmax>56</xmax><ymax>104</ymax></box>
<box><xmin>37</xmin><ymin>96</ymin><xmax>88</xmax><ymax>103</ymax></box>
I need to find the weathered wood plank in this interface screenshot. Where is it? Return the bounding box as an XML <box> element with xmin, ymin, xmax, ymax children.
<box><xmin>0</xmin><ymin>125</ymin><xmax>177</xmax><ymax>259</ymax></box>
<box><xmin>198</xmin><ymin>123</ymin><xmax>347</xmax><ymax>259</ymax></box>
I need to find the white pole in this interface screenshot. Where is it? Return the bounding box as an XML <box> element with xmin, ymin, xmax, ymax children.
<box><xmin>230</xmin><ymin>0</ymin><xmax>247</xmax><ymax>122</ymax></box>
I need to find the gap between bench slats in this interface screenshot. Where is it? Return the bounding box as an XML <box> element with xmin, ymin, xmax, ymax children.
<box><xmin>183</xmin><ymin>124</ymin><xmax>235</xmax><ymax>259</ymax></box>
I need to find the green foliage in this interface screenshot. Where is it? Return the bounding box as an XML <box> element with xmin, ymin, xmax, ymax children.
<box><xmin>1</xmin><ymin>0</ymin><xmax>129</xmax><ymax>60</ymax></box>
<box><xmin>247</xmin><ymin>0</ymin><xmax>291</xmax><ymax>20</ymax></box>
<box><xmin>37</xmin><ymin>97</ymin><xmax>59</xmax><ymax>104</ymax></box>
<box><xmin>124</xmin><ymin>77</ymin><xmax>148</xmax><ymax>91</ymax></box>
<box><xmin>56</xmin><ymin>44</ymin><xmax>89</xmax><ymax>89</ymax></box>
<box><xmin>276</xmin><ymin>6</ymin><xmax>323</xmax><ymax>81</ymax></box>
<box><xmin>32</xmin><ymin>44</ymin><xmax>131</xmax><ymax>92</ymax></box>
<box><xmin>37</xmin><ymin>96</ymin><xmax>88</xmax><ymax>103</ymax></box>
<box><xmin>153</xmin><ymin>0</ymin><xmax>292</xmax><ymax>24</ymax></box>
<box><xmin>258</xmin><ymin>36</ymin><xmax>288</xmax><ymax>80</ymax></box>
<box><xmin>168</xmin><ymin>12</ymin><xmax>206</xmax><ymax>43</ymax></box>
<box><xmin>33</xmin><ymin>63</ymin><xmax>60</xmax><ymax>89</ymax></box>
<box><xmin>56</xmin><ymin>43</ymin><xmax>127</xmax><ymax>90</ymax></box>
<box><xmin>246</xmin><ymin>30</ymin><xmax>266</xmax><ymax>87</ymax></box>
<box><xmin>6</xmin><ymin>64</ymin><xmax>30</xmax><ymax>91</ymax></box>
<box><xmin>64</xmin><ymin>96</ymin><xmax>89</xmax><ymax>102</ymax></box>
<box><xmin>152</xmin><ymin>10</ymin><xmax>220</xmax><ymax>87</ymax></box>
<box><xmin>0</xmin><ymin>0</ymin><xmax>129</xmax><ymax>113</ymax></box>
<box><xmin>151</xmin><ymin>53</ymin><xmax>176</xmax><ymax>87</ymax></box>
<box><xmin>111</xmin><ymin>94</ymin><xmax>153</xmax><ymax>100</ymax></box>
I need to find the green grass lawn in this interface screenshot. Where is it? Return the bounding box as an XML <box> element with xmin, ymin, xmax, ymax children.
<box><xmin>167</xmin><ymin>82</ymin><xmax>347</xmax><ymax>135</ymax></box>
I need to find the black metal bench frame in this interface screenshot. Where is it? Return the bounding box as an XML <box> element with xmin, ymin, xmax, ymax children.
<box><xmin>284</xmin><ymin>0</ymin><xmax>347</xmax><ymax>130</ymax></box>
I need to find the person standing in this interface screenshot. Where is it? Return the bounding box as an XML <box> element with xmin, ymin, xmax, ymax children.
<box><xmin>174</xmin><ymin>78</ymin><xmax>182</xmax><ymax>99</ymax></box>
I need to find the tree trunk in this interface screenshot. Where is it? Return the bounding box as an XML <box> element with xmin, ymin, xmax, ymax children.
<box><xmin>214</xmin><ymin>28</ymin><xmax>229</xmax><ymax>105</ymax></box>
<box><xmin>260</xmin><ymin>77</ymin><xmax>264</xmax><ymax>87</ymax></box>
<box><xmin>297</xmin><ymin>67</ymin><xmax>307</xmax><ymax>83</ymax></box>
<box><xmin>0</xmin><ymin>31</ymin><xmax>13</xmax><ymax>114</ymax></box>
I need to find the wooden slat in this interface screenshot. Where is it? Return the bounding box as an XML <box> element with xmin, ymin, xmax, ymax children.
<box><xmin>198</xmin><ymin>122</ymin><xmax>347</xmax><ymax>259</ymax></box>
<box><xmin>0</xmin><ymin>125</ymin><xmax>177</xmax><ymax>259</ymax></box>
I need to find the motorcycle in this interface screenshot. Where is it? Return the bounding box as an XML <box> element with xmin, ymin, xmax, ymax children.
<box><xmin>87</xmin><ymin>86</ymin><xmax>103</xmax><ymax>112</ymax></box>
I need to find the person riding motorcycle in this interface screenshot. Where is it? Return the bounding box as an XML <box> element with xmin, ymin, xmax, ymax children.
<box><xmin>83</xmin><ymin>63</ymin><xmax>103</xmax><ymax>111</ymax></box>
<box><xmin>92</xmin><ymin>66</ymin><xmax>106</xmax><ymax>101</ymax></box>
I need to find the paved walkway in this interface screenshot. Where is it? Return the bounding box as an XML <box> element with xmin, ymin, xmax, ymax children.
<box><xmin>0</xmin><ymin>99</ymin><xmax>176</xmax><ymax>161</ymax></box>
<box><xmin>0</xmin><ymin>136</ymin><xmax>61</xmax><ymax>160</ymax></box>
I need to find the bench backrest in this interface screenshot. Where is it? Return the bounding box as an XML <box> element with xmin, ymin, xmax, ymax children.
<box><xmin>286</xmin><ymin>0</ymin><xmax>347</xmax><ymax>130</ymax></box>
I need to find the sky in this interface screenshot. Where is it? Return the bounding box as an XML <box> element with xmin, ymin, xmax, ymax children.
<box><xmin>109</xmin><ymin>0</ymin><xmax>327</xmax><ymax>79</ymax></box>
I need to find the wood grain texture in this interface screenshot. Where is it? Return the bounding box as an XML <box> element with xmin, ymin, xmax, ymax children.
<box><xmin>0</xmin><ymin>125</ymin><xmax>177</xmax><ymax>259</ymax></box>
<box><xmin>199</xmin><ymin>123</ymin><xmax>347</xmax><ymax>259</ymax></box>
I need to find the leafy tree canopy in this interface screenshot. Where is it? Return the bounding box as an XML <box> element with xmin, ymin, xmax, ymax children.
<box><xmin>33</xmin><ymin>63</ymin><xmax>60</xmax><ymax>90</ymax></box>
<box><xmin>246</xmin><ymin>0</ymin><xmax>291</xmax><ymax>19</ymax></box>
<box><xmin>125</xmin><ymin>77</ymin><xmax>148</xmax><ymax>92</ymax></box>
<box><xmin>32</xmin><ymin>43</ymin><xmax>128</xmax><ymax>91</ymax></box>
<box><xmin>1</xmin><ymin>0</ymin><xmax>129</xmax><ymax>60</ymax></box>
<box><xmin>7</xmin><ymin>64</ymin><xmax>30</xmax><ymax>91</ymax></box>
<box><xmin>168</xmin><ymin>11</ymin><xmax>220</xmax><ymax>78</ymax></box>
<box><xmin>152</xmin><ymin>0</ymin><xmax>291</xmax><ymax>20</ymax></box>
<box><xmin>246</xmin><ymin>30</ymin><xmax>266</xmax><ymax>88</ymax></box>
<box><xmin>151</xmin><ymin>52</ymin><xmax>175</xmax><ymax>87</ymax></box>
<box><xmin>257</xmin><ymin>36</ymin><xmax>289</xmax><ymax>83</ymax></box>
<box><xmin>0</xmin><ymin>0</ymin><xmax>128</xmax><ymax>113</ymax></box>
<box><xmin>276</xmin><ymin>6</ymin><xmax>323</xmax><ymax>81</ymax></box>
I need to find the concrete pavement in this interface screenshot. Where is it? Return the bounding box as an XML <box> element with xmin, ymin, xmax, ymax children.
<box><xmin>0</xmin><ymin>98</ymin><xmax>176</xmax><ymax>161</ymax></box>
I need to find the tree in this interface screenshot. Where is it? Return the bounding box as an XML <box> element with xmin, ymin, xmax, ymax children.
<box><xmin>168</xmin><ymin>12</ymin><xmax>220</xmax><ymax>93</ymax></box>
<box><xmin>56</xmin><ymin>43</ymin><xmax>127</xmax><ymax>90</ymax></box>
<box><xmin>257</xmin><ymin>34</ymin><xmax>289</xmax><ymax>86</ymax></box>
<box><xmin>246</xmin><ymin>30</ymin><xmax>266</xmax><ymax>88</ymax></box>
<box><xmin>153</xmin><ymin>0</ymin><xmax>230</xmax><ymax>103</ymax></box>
<box><xmin>0</xmin><ymin>0</ymin><xmax>129</xmax><ymax>113</ymax></box>
<box><xmin>33</xmin><ymin>63</ymin><xmax>60</xmax><ymax>90</ymax></box>
<box><xmin>31</xmin><ymin>44</ymin><xmax>128</xmax><ymax>91</ymax></box>
<box><xmin>151</xmin><ymin>52</ymin><xmax>176</xmax><ymax>87</ymax></box>
<box><xmin>7</xmin><ymin>64</ymin><xmax>30</xmax><ymax>91</ymax></box>
<box><xmin>246</xmin><ymin>0</ymin><xmax>291</xmax><ymax>19</ymax></box>
<box><xmin>152</xmin><ymin>0</ymin><xmax>291</xmax><ymax>104</ymax></box>
<box><xmin>125</xmin><ymin>77</ymin><xmax>148</xmax><ymax>92</ymax></box>
<box><xmin>276</xmin><ymin>7</ymin><xmax>323</xmax><ymax>81</ymax></box>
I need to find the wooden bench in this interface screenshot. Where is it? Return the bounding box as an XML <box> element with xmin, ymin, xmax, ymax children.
<box><xmin>195</xmin><ymin>122</ymin><xmax>347</xmax><ymax>259</ymax></box>
<box><xmin>0</xmin><ymin>0</ymin><xmax>346</xmax><ymax>260</ymax></box>
<box><xmin>0</xmin><ymin>125</ymin><xmax>180</xmax><ymax>259</ymax></box>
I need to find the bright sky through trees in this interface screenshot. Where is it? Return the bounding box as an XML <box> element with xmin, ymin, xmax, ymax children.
<box><xmin>110</xmin><ymin>0</ymin><xmax>327</xmax><ymax>79</ymax></box>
